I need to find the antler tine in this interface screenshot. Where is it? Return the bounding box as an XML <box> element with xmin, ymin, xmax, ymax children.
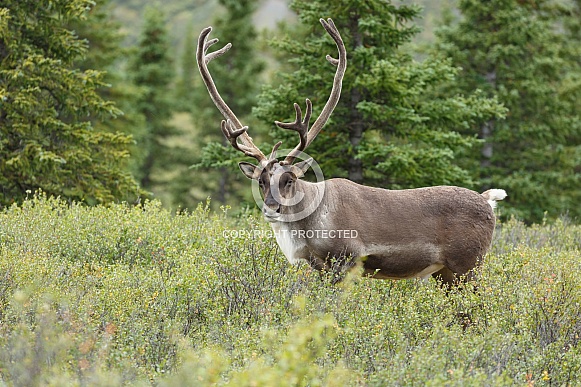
<box><xmin>197</xmin><ymin>27</ymin><xmax>268</xmax><ymax>165</ymax></box>
<box><xmin>275</xmin><ymin>99</ymin><xmax>312</xmax><ymax>163</ymax></box>
<box><xmin>283</xmin><ymin>18</ymin><xmax>347</xmax><ymax>165</ymax></box>
<box><xmin>269</xmin><ymin>141</ymin><xmax>283</xmax><ymax>161</ymax></box>
<box><xmin>219</xmin><ymin>120</ymin><xmax>253</xmax><ymax>157</ymax></box>
<box><xmin>204</xmin><ymin>40</ymin><xmax>231</xmax><ymax>64</ymax></box>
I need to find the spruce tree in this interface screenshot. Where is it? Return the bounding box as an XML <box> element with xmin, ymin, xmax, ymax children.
<box><xmin>129</xmin><ymin>6</ymin><xmax>178</xmax><ymax>195</ymax></box>
<box><xmin>70</xmin><ymin>0</ymin><xmax>148</xmax><ymax>185</ymax></box>
<box><xmin>0</xmin><ymin>0</ymin><xmax>140</xmax><ymax>206</ymax></box>
<box><xmin>436</xmin><ymin>0</ymin><xmax>581</xmax><ymax>222</ymax></box>
<box><xmin>175</xmin><ymin>22</ymin><xmax>197</xmax><ymax>112</ymax></box>
<box><xmin>254</xmin><ymin>0</ymin><xmax>505</xmax><ymax>191</ymax></box>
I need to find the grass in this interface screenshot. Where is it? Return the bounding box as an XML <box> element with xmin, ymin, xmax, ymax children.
<box><xmin>0</xmin><ymin>193</ymin><xmax>580</xmax><ymax>385</ymax></box>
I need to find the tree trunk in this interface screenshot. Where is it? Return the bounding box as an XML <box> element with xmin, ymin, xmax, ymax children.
<box><xmin>347</xmin><ymin>14</ymin><xmax>364</xmax><ymax>184</ymax></box>
<box><xmin>140</xmin><ymin>152</ymin><xmax>154</xmax><ymax>189</ymax></box>
<box><xmin>348</xmin><ymin>87</ymin><xmax>364</xmax><ymax>184</ymax></box>
<box><xmin>217</xmin><ymin>166</ymin><xmax>228</xmax><ymax>205</ymax></box>
<box><xmin>479</xmin><ymin>70</ymin><xmax>497</xmax><ymax>188</ymax></box>
<box><xmin>479</xmin><ymin>120</ymin><xmax>493</xmax><ymax>169</ymax></box>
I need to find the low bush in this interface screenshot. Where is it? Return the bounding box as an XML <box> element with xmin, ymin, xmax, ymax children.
<box><xmin>0</xmin><ymin>193</ymin><xmax>580</xmax><ymax>385</ymax></box>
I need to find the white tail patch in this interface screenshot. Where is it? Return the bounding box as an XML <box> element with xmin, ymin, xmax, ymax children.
<box><xmin>481</xmin><ymin>189</ymin><xmax>507</xmax><ymax>209</ymax></box>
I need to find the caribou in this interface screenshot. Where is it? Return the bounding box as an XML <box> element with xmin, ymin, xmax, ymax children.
<box><xmin>196</xmin><ymin>18</ymin><xmax>506</xmax><ymax>286</ymax></box>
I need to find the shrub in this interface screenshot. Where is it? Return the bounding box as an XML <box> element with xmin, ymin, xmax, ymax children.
<box><xmin>0</xmin><ymin>193</ymin><xmax>580</xmax><ymax>385</ymax></box>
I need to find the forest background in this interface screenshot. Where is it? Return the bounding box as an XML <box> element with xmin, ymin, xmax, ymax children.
<box><xmin>1</xmin><ymin>0</ymin><xmax>580</xmax><ymax>223</ymax></box>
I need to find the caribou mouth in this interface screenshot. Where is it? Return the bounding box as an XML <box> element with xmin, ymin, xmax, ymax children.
<box><xmin>263</xmin><ymin>212</ymin><xmax>281</xmax><ymax>221</ymax></box>
<box><xmin>262</xmin><ymin>207</ymin><xmax>281</xmax><ymax>222</ymax></box>
<box><xmin>263</xmin><ymin>215</ymin><xmax>280</xmax><ymax>223</ymax></box>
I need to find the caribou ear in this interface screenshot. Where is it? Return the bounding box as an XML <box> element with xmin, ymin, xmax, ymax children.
<box><xmin>239</xmin><ymin>162</ymin><xmax>260</xmax><ymax>180</ymax></box>
<box><xmin>292</xmin><ymin>158</ymin><xmax>314</xmax><ymax>178</ymax></box>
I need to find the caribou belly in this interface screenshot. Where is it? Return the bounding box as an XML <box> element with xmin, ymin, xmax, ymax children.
<box><xmin>360</xmin><ymin>243</ymin><xmax>444</xmax><ymax>279</ymax></box>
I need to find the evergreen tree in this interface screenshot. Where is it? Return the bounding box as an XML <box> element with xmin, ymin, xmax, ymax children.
<box><xmin>129</xmin><ymin>6</ymin><xmax>178</xmax><ymax>195</ymax></box>
<box><xmin>254</xmin><ymin>0</ymin><xmax>505</xmax><ymax>191</ymax></box>
<box><xmin>0</xmin><ymin>0</ymin><xmax>140</xmax><ymax>206</ymax></box>
<box><xmin>436</xmin><ymin>0</ymin><xmax>581</xmax><ymax>222</ymax></box>
<box><xmin>71</xmin><ymin>0</ymin><xmax>123</xmax><ymax>72</ymax></box>
<box><xmin>192</xmin><ymin>0</ymin><xmax>266</xmax><ymax>208</ymax></box>
<box><xmin>70</xmin><ymin>0</ymin><xmax>148</xmax><ymax>184</ymax></box>
<box><xmin>165</xmin><ymin>22</ymin><xmax>204</xmax><ymax>210</ymax></box>
<box><xmin>565</xmin><ymin>0</ymin><xmax>581</xmax><ymax>42</ymax></box>
<box><xmin>175</xmin><ymin>22</ymin><xmax>197</xmax><ymax>112</ymax></box>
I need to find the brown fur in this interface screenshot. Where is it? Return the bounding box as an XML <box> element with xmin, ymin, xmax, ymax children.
<box><xmin>281</xmin><ymin>179</ymin><xmax>497</xmax><ymax>286</ymax></box>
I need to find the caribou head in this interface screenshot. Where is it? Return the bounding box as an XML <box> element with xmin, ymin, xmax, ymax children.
<box><xmin>196</xmin><ymin>18</ymin><xmax>506</xmax><ymax>286</ymax></box>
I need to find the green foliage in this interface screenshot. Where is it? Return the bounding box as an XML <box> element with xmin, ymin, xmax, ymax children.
<box><xmin>175</xmin><ymin>22</ymin><xmax>198</xmax><ymax>112</ymax></box>
<box><xmin>1</xmin><ymin>194</ymin><xmax>580</xmax><ymax>384</ymax></box>
<box><xmin>435</xmin><ymin>0</ymin><xmax>581</xmax><ymax>222</ymax></box>
<box><xmin>254</xmin><ymin>0</ymin><xmax>505</xmax><ymax>190</ymax></box>
<box><xmin>129</xmin><ymin>5</ymin><xmax>184</xmax><ymax>196</ymax></box>
<box><xmin>0</xmin><ymin>0</ymin><xmax>141</xmax><ymax>206</ymax></box>
<box><xmin>71</xmin><ymin>0</ymin><xmax>125</xmax><ymax>72</ymax></box>
<box><xmin>111</xmin><ymin>0</ymin><xmax>221</xmax><ymax>48</ymax></box>
<box><xmin>70</xmin><ymin>0</ymin><xmax>149</xmax><ymax>183</ymax></box>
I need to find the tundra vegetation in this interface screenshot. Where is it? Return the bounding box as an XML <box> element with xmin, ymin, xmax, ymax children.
<box><xmin>0</xmin><ymin>193</ymin><xmax>580</xmax><ymax>385</ymax></box>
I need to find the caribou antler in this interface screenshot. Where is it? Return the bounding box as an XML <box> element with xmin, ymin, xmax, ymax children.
<box><xmin>197</xmin><ymin>18</ymin><xmax>346</xmax><ymax>167</ymax></box>
<box><xmin>197</xmin><ymin>27</ymin><xmax>273</xmax><ymax>166</ymax></box>
<box><xmin>277</xmin><ymin>18</ymin><xmax>347</xmax><ymax>165</ymax></box>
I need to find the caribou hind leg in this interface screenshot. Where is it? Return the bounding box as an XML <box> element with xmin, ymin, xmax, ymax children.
<box><xmin>431</xmin><ymin>266</ymin><xmax>457</xmax><ymax>287</ymax></box>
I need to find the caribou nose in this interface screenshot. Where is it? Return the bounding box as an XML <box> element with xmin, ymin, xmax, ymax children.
<box><xmin>262</xmin><ymin>204</ymin><xmax>281</xmax><ymax>220</ymax></box>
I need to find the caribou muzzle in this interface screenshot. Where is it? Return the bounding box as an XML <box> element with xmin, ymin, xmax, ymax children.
<box><xmin>262</xmin><ymin>198</ymin><xmax>281</xmax><ymax>221</ymax></box>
